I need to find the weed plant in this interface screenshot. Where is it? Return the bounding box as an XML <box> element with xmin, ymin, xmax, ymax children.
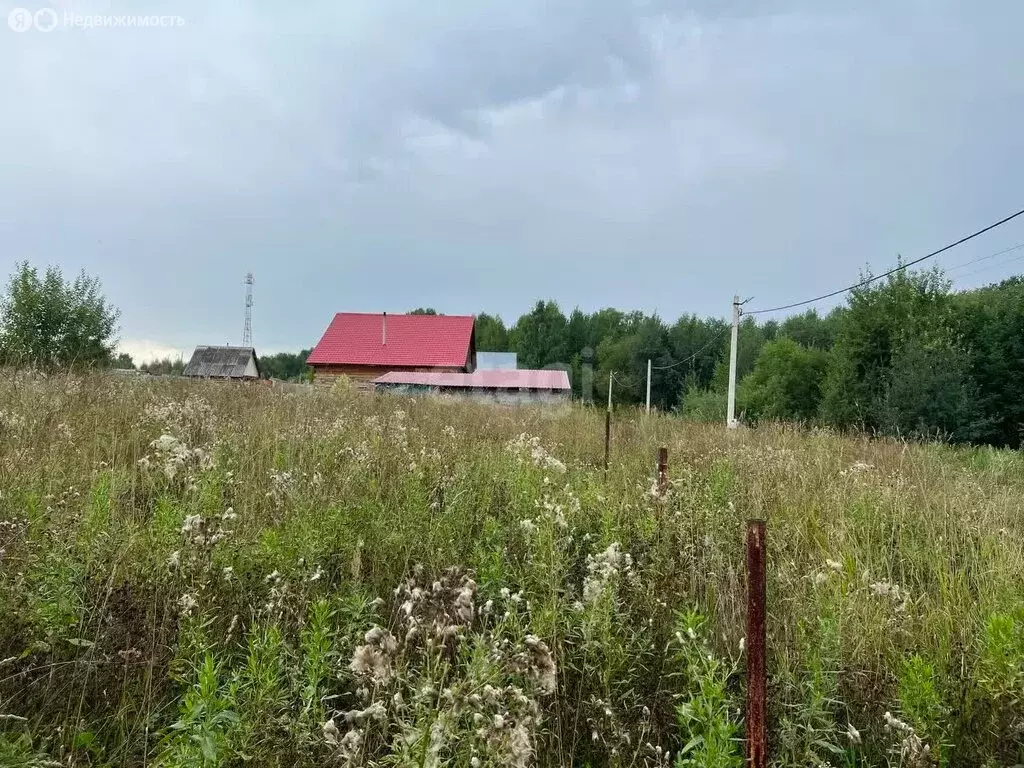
<box><xmin>0</xmin><ymin>373</ymin><xmax>1022</xmax><ymax>766</ymax></box>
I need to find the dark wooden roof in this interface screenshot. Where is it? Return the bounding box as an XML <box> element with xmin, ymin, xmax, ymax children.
<box><xmin>182</xmin><ymin>346</ymin><xmax>260</xmax><ymax>379</ymax></box>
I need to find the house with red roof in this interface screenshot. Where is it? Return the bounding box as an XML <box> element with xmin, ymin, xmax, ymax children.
<box><xmin>306</xmin><ymin>312</ymin><xmax>477</xmax><ymax>386</ymax></box>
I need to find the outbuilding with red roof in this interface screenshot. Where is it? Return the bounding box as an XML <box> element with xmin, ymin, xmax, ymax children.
<box><xmin>372</xmin><ymin>368</ymin><xmax>571</xmax><ymax>405</ymax></box>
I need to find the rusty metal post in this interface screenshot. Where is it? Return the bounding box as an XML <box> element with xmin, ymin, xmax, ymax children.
<box><xmin>603</xmin><ymin>409</ymin><xmax>611</xmax><ymax>479</ymax></box>
<box><xmin>656</xmin><ymin>447</ymin><xmax>668</xmax><ymax>496</ymax></box>
<box><xmin>746</xmin><ymin>519</ymin><xmax>767</xmax><ymax>767</ymax></box>
<box><xmin>604</xmin><ymin>372</ymin><xmax>613</xmax><ymax>479</ymax></box>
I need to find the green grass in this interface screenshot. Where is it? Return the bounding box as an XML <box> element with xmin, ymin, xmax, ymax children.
<box><xmin>0</xmin><ymin>372</ymin><xmax>1022</xmax><ymax>766</ymax></box>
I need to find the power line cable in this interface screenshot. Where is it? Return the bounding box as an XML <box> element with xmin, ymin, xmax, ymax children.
<box><xmin>651</xmin><ymin>327</ymin><xmax>730</xmax><ymax>370</ymax></box>
<box><xmin>644</xmin><ymin>219</ymin><xmax>1024</xmax><ymax>391</ymax></box>
<box><xmin>954</xmin><ymin>250</ymin><xmax>1024</xmax><ymax>282</ymax></box>
<box><xmin>745</xmin><ymin>207</ymin><xmax>1024</xmax><ymax>316</ymax></box>
<box><xmin>943</xmin><ymin>242</ymin><xmax>1024</xmax><ymax>275</ymax></box>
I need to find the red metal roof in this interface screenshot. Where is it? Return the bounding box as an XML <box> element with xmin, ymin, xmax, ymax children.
<box><xmin>373</xmin><ymin>369</ymin><xmax>571</xmax><ymax>391</ymax></box>
<box><xmin>307</xmin><ymin>313</ymin><xmax>474</xmax><ymax>368</ymax></box>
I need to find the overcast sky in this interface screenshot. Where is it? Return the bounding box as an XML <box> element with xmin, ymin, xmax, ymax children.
<box><xmin>2</xmin><ymin>0</ymin><xmax>1023</xmax><ymax>361</ymax></box>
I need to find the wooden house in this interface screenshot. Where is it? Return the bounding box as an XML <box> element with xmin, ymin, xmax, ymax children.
<box><xmin>182</xmin><ymin>345</ymin><xmax>261</xmax><ymax>380</ymax></box>
<box><xmin>306</xmin><ymin>312</ymin><xmax>476</xmax><ymax>386</ymax></box>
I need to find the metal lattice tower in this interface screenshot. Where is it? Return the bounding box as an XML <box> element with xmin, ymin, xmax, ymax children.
<box><xmin>242</xmin><ymin>272</ymin><xmax>254</xmax><ymax>347</ymax></box>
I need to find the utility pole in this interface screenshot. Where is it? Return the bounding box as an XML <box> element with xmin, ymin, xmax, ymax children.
<box><xmin>242</xmin><ymin>272</ymin><xmax>254</xmax><ymax>347</ymax></box>
<box><xmin>727</xmin><ymin>294</ymin><xmax>740</xmax><ymax>429</ymax></box>
<box><xmin>645</xmin><ymin>359</ymin><xmax>652</xmax><ymax>414</ymax></box>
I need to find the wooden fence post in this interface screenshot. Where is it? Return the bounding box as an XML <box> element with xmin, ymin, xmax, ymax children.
<box><xmin>746</xmin><ymin>519</ymin><xmax>767</xmax><ymax>767</ymax></box>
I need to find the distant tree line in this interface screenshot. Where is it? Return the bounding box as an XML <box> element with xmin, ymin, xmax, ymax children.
<box><xmin>260</xmin><ymin>349</ymin><xmax>312</xmax><ymax>381</ymax></box>
<box><xmin>4</xmin><ymin>261</ymin><xmax>1022</xmax><ymax>446</ymax></box>
<box><xmin>468</xmin><ymin>268</ymin><xmax>1024</xmax><ymax>447</ymax></box>
<box><xmin>112</xmin><ymin>356</ymin><xmax>189</xmax><ymax>375</ymax></box>
<box><xmin>139</xmin><ymin>356</ymin><xmax>185</xmax><ymax>376</ymax></box>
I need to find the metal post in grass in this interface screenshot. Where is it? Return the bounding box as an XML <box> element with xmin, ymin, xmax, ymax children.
<box><xmin>745</xmin><ymin>518</ymin><xmax>767</xmax><ymax>767</ymax></box>
<box><xmin>657</xmin><ymin>447</ymin><xmax>668</xmax><ymax>496</ymax></box>
<box><xmin>604</xmin><ymin>372</ymin><xmax>613</xmax><ymax>479</ymax></box>
<box><xmin>646</xmin><ymin>358</ymin><xmax>652</xmax><ymax>414</ymax></box>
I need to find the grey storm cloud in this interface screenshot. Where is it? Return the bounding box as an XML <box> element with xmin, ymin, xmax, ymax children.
<box><xmin>1</xmin><ymin>0</ymin><xmax>1023</xmax><ymax>359</ymax></box>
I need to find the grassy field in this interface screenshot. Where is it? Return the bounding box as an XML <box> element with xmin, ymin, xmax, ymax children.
<box><xmin>0</xmin><ymin>373</ymin><xmax>1022</xmax><ymax>767</ymax></box>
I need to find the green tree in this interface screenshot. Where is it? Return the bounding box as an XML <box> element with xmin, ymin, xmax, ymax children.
<box><xmin>0</xmin><ymin>262</ymin><xmax>119</xmax><ymax>368</ymax></box>
<box><xmin>509</xmin><ymin>300</ymin><xmax>569</xmax><ymax>369</ymax></box>
<box><xmin>875</xmin><ymin>336</ymin><xmax>985</xmax><ymax>441</ymax></box>
<box><xmin>474</xmin><ymin>313</ymin><xmax>509</xmax><ymax>351</ymax></box>
<box><xmin>954</xmin><ymin>277</ymin><xmax>1024</xmax><ymax>447</ymax></box>
<box><xmin>779</xmin><ymin>309</ymin><xmax>839</xmax><ymax>350</ymax></box>
<box><xmin>140</xmin><ymin>356</ymin><xmax>186</xmax><ymax>376</ymax></box>
<box><xmin>110</xmin><ymin>352</ymin><xmax>135</xmax><ymax>369</ymax></box>
<box><xmin>408</xmin><ymin>307</ymin><xmax>438</xmax><ymax>315</ymax></box>
<box><xmin>564</xmin><ymin>308</ymin><xmax>628</xmax><ymax>400</ymax></box>
<box><xmin>260</xmin><ymin>349</ymin><xmax>312</xmax><ymax>381</ymax></box>
<box><xmin>737</xmin><ymin>338</ymin><xmax>827</xmax><ymax>422</ymax></box>
<box><xmin>564</xmin><ymin>308</ymin><xmax>593</xmax><ymax>360</ymax></box>
<box><xmin>712</xmin><ymin>316</ymin><xmax>772</xmax><ymax>392</ymax></box>
<box><xmin>819</xmin><ymin>266</ymin><xmax>952</xmax><ymax>431</ymax></box>
<box><xmin>680</xmin><ymin>388</ymin><xmax>727</xmax><ymax>422</ymax></box>
<box><xmin>594</xmin><ymin>314</ymin><xmax>671</xmax><ymax>407</ymax></box>
<box><xmin>668</xmin><ymin>315</ymin><xmax>729</xmax><ymax>404</ymax></box>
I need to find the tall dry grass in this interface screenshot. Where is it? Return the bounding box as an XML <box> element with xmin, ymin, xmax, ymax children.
<box><xmin>0</xmin><ymin>371</ymin><xmax>1022</xmax><ymax>767</ymax></box>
